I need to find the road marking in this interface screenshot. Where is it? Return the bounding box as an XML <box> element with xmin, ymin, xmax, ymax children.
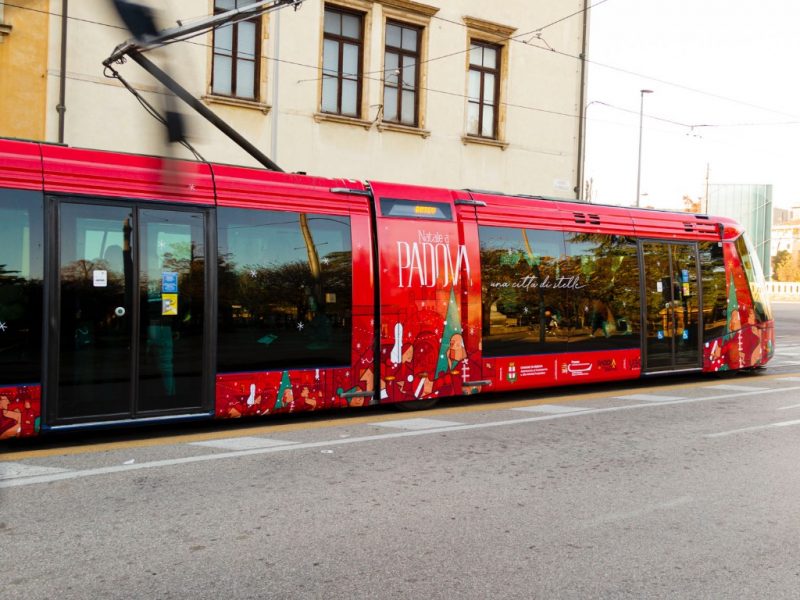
<box><xmin>372</xmin><ymin>418</ymin><xmax>463</xmax><ymax>430</ymax></box>
<box><xmin>5</xmin><ymin>385</ymin><xmax>800</xmax><ymax>489</ymax></box>
<box><xmin>3</xmin><ymin>370</ymin><xmax>799</xmax><ymax>462</ymax></box>
<box><xmin>512</xmin><ymin>404</ymin><xmax>589</xmax><ymax>414</ymax></box>
<box><xmin>777</xmin><ymin>400</ymin><xmax>800</xmax><ymax>410</ymax></box>
<box><xmin>0</xmin><ymin>463</ymin><xmax>70</xmax><ymax>480</ymax></box>
<box><xmin>706</xmin><ymin>419</ymin><xmax>800</xmax><ymax>438</ymax></box>
<box><xmin>189</xmin><ymin>437</ymin><xmax>298</xmax><ymax>451</ymax></box>
<box><xmin>614</xmin><ymin>393</ymin><xmax>687</xmax><ymax>402</ymax></box>
<box><xmin>581</xmin><ymin>496</ymin><xmax>694</xmax><ymax>527</ymax></box>
<box><xmin>705</xmin><ymin>384</ymin><xmax>769</xmax><ymax>392</ymax></box>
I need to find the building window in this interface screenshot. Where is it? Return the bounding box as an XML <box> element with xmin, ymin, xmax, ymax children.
<box><xmin>467</xmin><ymin>41</ymin><xmax>500</xmax><ymax>139</ymax></box>
<box><xmin>212</xmin><ymin>0</ymin><xmax>261</xmax><ymax>99</ymax></box>
<box><xmin>383</xmin><ymin>21</ymin><xmax>420</xmax><ymax>126</ymax></box>
<box><xmin>322</xmin><ymin>6</ymin><xmax>364</xmax><ymax>117</ymax></box>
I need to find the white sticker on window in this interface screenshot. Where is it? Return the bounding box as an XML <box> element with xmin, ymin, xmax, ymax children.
<box><xmin>93</xmin><ymin>270</ymin><xmax>108</xmax><ymax>287</ymax></box>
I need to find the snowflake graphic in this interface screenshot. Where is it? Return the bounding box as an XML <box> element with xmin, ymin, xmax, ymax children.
<box><xmin>296</xmin><ymin>321</ymin><xmax>305</xmax><ymax>331</ymax></box>
<box><xmin>0</xmin><ymin>322</ymin><xmax>6</xmax><ymax>332</ymax></box>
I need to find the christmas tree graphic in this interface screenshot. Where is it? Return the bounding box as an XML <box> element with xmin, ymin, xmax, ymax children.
<box><xmin>274</xmin><ymin>370</ymin><xmax>292</xmax><ymax>409</ymax></box>
<box><xmin>725</xmin><ymin>273</ymin><xmax>738</xmax><ymax>333</ymax></box>
<box><xmin>434</xmin><ymin>287</ymin><xmax>463</xmax><ymax>379</ymax></box>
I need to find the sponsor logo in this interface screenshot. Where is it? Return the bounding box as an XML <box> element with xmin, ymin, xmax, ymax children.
<box><xmin>597</xmin><ymin>358</ymin><xmax>617</xmax><ymax>372</ymax></box>
<box><xmin>561</xmin><ymin>360</ymin><xmax>593</xmax><ymax>376</ymax></box>
<box><xmin>507</xmin><ymin>362</ymin><xmax>518</xmax><ymax>384</ymax></box>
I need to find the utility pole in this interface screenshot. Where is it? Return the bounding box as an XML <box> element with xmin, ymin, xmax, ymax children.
<box><xmin>635</xmin><ymin>89</ymin><xmax>653</xmax><ymax>207</ymax></box>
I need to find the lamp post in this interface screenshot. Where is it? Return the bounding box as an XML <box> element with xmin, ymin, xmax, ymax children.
<box><xmin>635</xmin><ymin>89</ymin><xmax>653</xmax><ymax>207</ymax></box>
<box><xmin>579</xmin><ymin>100</ymin><xmax>600</xmax><ymax>202</ymax></box>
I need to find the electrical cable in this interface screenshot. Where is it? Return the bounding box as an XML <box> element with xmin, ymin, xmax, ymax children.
<box><xmin>3</xmin><ymin>0</ymin><xmax>797</xmax><ymax>128</ymax></box>
<box><xmin>103</xmin><ymin>62</ymin><xmax>206</xmax><ymax>162</ymax></box>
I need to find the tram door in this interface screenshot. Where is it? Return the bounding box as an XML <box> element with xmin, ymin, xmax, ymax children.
<box><xmin>641</xmin><ymin>241</ymin><xmax>701</xmax><ymax>372</ymax></box>
<box><xmin>49</xmin><ymin>200</ymin><xmax>209</xmax><ymax>424</ymax></box>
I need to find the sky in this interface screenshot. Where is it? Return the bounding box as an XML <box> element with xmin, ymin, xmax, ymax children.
<box><xmin>582</xmin><ymin>0</ymin><xmax>800</xmax><ymax>211</ymax></box>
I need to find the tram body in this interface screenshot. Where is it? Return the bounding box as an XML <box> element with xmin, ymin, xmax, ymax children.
<box><xmin>0</xmin><ymin>139</ymin><xmax>774</xmax><ymax>439</ymax></box>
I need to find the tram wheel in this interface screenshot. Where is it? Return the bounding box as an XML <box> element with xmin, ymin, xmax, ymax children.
<box><xmin>394</xmin><ymin>398</ymin><xmax>439</xmax><ymax>411</ymax></box>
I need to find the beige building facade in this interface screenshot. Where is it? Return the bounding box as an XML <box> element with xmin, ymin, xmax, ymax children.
<box><xmin>0</xmin><ymin>1</ymin><xmax>50</xmax><ymax>140</ymax></box>
<box><xmin>6</xmin><ymin>1</ymin><xmax>589</xmax><ymax>198</ymax></box>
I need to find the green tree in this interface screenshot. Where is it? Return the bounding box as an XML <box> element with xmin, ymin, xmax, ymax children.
<box><xmin>772</xmin><ymin>249</ymin><xmax>791</xmax><ymax>280</ymax></box>
<box><xmin>682</xmin><ymin>195</ymin><xmax>702</xmax><ymax>213</ymax></box>
<box><xmin>775</xmin><ymin>253</ymin><xmax>800</xmax><ymax>282</ymax></box>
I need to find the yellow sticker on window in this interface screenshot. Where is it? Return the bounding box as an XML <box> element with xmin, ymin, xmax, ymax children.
<box><xmin>162</xmin><ymin>293</ymin><xmax>178</xmax><ymax>316</ymax></box>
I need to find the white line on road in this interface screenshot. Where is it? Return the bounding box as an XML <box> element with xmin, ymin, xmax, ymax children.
<box><xmin>706</xmin><ymin>419</ymin><xmax>800</xmax><ymax>438</ymax></box>
<box><xmin>0</xmin><ymin>463</ymin><xmax>70</xmax><ymax>480</ymax></box>
<box><xmin>581</xmin><ymin>495</ymin><xmax>694</xmax><ymax>528</ymax></box>
<box><xmin>4</xmin><ymin>384</ymin><xmax>800</xmax><ymax>489</ymax></box>
<box><xmin>189</xmin><ymin>437</ymin><xmax>299</xmax><ymax>451</ymax></box>
<box><xmin>372</xmin><ymin>418</ymin><xmax>464</xmax><ymax>430</ymax></box>
<box><xmin>512</xmin><ymin>404</ymin><xmax>589</xmax><ymax>414</ymax></box>
<box><xmin>613</xmin><ymin>393</ymin><xmax>687</xmax><ymax>402</ymax></box>
<box><xmin>705</xmin><ymin>384</ymin><xmax>769</xmax><ymax>392</ymax></box>
<box><xmin>777</xmin><ymin>403</ymin><xmax>800</xmax><ymax>411</ymax></box>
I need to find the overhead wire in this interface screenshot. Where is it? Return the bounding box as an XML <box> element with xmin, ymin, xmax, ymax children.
<box><xmin>2</xmin><ymin>0</ymin><xmax>797</xmax><ymax>130</ymax></box>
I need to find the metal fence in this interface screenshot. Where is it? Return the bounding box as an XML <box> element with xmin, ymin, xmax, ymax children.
<box><xmin>767</xmin><ymin>281</ymin><xmax>800</xmax><ymax>301</ymax></box>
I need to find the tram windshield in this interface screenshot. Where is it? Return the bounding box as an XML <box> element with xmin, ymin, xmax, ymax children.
<box><xmin>737</xmin><ymin>232</ymin><xmax>773</xmax><ymax>322</ymax></box>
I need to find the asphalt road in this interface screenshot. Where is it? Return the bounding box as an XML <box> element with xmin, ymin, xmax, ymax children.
<box><xmin>2</xmin><ymin>303</ymin><xmax>800</xmax><ymax>599</ymax></box>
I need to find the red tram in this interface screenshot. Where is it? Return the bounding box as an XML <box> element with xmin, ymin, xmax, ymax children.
<box><xmin>0</xmin><ymin>138</ymin><xmax>774</xmax><ymax>439</ymax></box>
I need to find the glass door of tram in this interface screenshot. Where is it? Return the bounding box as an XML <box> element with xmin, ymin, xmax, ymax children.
<box><xmin>48</xmin><ymin>199</ymin><xmax>210</xmax><ymax>425</ymax></box>
<box><xmin>640</xmin><ymin>241</ymin><xmax>702</xmax><ymax>373</ymax></box>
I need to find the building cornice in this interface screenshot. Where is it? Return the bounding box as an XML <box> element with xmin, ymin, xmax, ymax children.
<box><xmin>376</xmin><ymin>0</ymin><xmax>439</xmax><ymax>18</ymax></box>
<box><xmin>462</xmin><ymin>16</ymin><xmax>516</xmax><ymax>40</ymax></box>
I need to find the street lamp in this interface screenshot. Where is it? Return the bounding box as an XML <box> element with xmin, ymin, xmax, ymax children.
<box><xmin>635</xmin><ymin>89</ymin><xmax>653</xmax><ymax>207</ymax></box>
<box><xmin>579</xmin><ymin>100</ymin><xmax>601</xmax><ymax>202</ymax></box>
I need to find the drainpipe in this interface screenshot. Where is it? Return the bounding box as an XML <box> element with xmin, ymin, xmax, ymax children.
<box><xmin>270</xmin><ymin>10</ymin><xmax>281</xmax><ymax>163</ymax></box>
<box><xmin>575</xmin><ymin>0</ymin><xmax>589</xmax><ymax>201</ymax></box>
<box><xmin>57</xmin><ymin>0</ymin><xmax>68</xmax><ymax>143</ymax></box>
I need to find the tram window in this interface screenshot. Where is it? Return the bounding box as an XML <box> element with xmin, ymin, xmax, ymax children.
<box><xmin>217</xmin><ymin>208</ymin><xmax>352</xmax><ymax>372</ymax></box>
<box><xmin>479</xmin><ymin>226</ymin><xmax>568</xmax><ymax>356</ymax></box>
<box><xmin>479</xmin><ymin>227</ymin><xmax>640</xmax><ymax>356</ymax></box>
<box><xmin>0</xmin><ymin>190</ymin><xmax>44</xmax><ymax>385</ymax></box>
<box><xmin>699</xmin><ymin>242</ymin><xmax>727</xmax><ymax>340</ymax></box>
<box><xmin>736</xmin><ymin>234</ymin><xmax>773</xmax><ymax>322</ymax></box>
<box><xmin>563</xmin><ymin>233</ymin><xmax>640</xmax><ymax>351</ymax></box>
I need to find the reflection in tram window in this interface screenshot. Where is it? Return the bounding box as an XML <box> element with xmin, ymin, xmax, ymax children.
<box><xmin>699</xmin><ymin>242</ymin><xmax>727</xmax><ymax>340</ymax></box>
<box><xmin>479</xmin><ymin>227</ymin><xmax>640</xmax><ymax>357</ymax></box>
<box><xmin>57</xmin><ymin>203</ymin><xmax>133</xmax><ymax>419</ymax></box>
<box><xmin>736</xmin><ymin>234</ymin><xmax>773</xmax><ymax>322</ymax></box>
<box><xmin>562</xmin><ymin>233</ymin><xmax>640</xmax><ymax>351</ymax></box>
<box><xmin>217</xmin><ymin>208</ymin><xmax>353</xmax><ymax>372</ymax></box>
<box><xmin>0</xmin><ymin>190</ymin><xmax>43</xmax><ymax>386</ymax></box>
<box><xmin>137</xmin><ymin>210</ymin><xmax>205</xmax><ymax>413</ymax></box>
